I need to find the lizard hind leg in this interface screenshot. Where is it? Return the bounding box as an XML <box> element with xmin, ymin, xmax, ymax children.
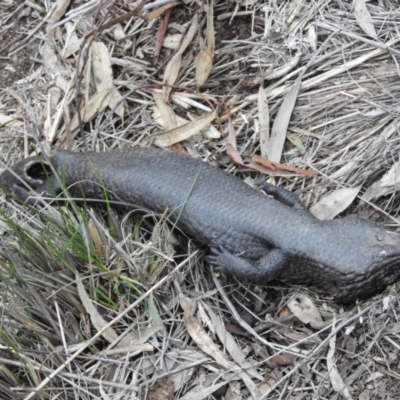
<box><xmin>207</xmin><ymin>246</ymin><xmax>287</xmax><ymax>282</ymax></box>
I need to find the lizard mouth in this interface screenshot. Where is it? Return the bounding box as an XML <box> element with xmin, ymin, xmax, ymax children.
<box><xmin>335</xmin><ymin>254</ymin><xmax>400</xmax><ymax>303</ymax></box>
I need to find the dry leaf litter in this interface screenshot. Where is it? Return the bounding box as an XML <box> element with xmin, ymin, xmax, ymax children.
<box><xmin>0</xmin><ymin>0</ymin><xmax>400</xmax><ymax>399</ymax></box>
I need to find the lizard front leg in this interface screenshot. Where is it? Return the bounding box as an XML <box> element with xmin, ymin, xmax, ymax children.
<box><xmin>207</xmin><ymin>246</ymin><xmax>287</xmax><ymax>281</ymax></box>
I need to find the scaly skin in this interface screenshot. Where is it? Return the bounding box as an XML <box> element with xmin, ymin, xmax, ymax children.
<box><xmin>1</xmin><ymin>147</ymin><xmax>400</xmax><ymax>303</ymax></box>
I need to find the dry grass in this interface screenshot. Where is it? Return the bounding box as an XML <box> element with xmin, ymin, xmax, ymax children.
<box><xmin>1</xmin><ymin>0</ymin><xmax>400</xmax><ymax>398</ymax></box>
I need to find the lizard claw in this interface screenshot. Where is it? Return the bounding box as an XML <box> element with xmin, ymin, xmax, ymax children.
<box><xmin>206</xmin><ymin>246</ymin><xmax>234</xmax><ymax>273</ymax></box>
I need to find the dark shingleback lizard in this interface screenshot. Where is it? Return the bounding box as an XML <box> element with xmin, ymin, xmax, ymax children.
<box><xmin>1</xmin><ymin>147</ymin><xmax>400</xmax><ymax>303</ymax></box>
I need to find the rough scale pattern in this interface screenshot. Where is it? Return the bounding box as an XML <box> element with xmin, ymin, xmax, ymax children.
<box><xmin>2</xmin><ymin>147</ymin><xmax>400</xmax><ymax>303</ymax></box>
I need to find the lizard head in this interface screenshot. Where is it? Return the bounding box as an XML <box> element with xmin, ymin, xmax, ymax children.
<box><xmin>313</xmin><ymin>218</ymin><xmax>400</xmax><ymax>303</ymax></box>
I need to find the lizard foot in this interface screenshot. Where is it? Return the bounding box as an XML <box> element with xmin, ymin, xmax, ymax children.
<box><xmin>207</xmin><ymin>246</ymin><xmax>287</xmax><ymax>281</ymax></box>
